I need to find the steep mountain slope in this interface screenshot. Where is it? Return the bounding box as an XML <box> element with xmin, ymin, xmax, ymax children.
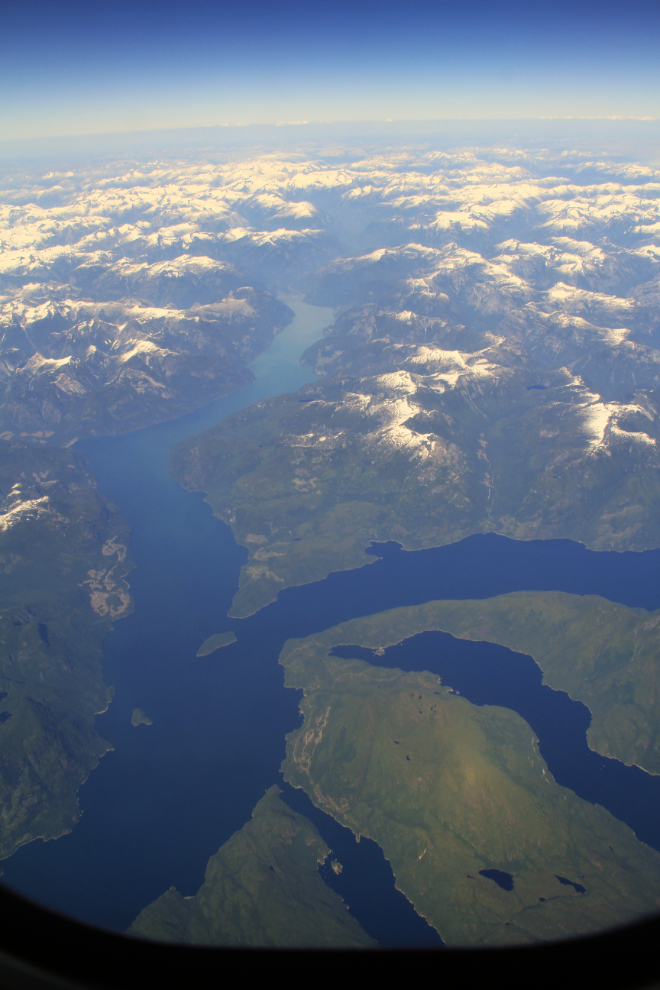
<box><xmin>165</xmin><ymin>150</ymin><xmax>660</xmax><ymax>615</ymax></box>
<box><xmin>0</xmin><ymin>440</ymin><xmax>132</xmax><ymax>858</ymax></box>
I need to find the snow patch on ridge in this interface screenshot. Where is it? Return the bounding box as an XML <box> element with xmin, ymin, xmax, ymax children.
<box><xmin>0</xmin><ymin>496</ymin><xmax>64</xmax><ymax>532</ymax></box>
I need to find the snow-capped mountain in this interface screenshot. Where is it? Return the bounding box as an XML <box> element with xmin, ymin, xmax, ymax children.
<box><xmin>1</xmin><ymin>145</ymin><xmax>659</xmax><ymax>450</ymax></box>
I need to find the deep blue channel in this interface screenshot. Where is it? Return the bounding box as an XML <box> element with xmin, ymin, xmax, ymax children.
<box><xmin>1</xmin><ymin>298</ymin><xmax>660</xmax><ymax>945</ymax></box>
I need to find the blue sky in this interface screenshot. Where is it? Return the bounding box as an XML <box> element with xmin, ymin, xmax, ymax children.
<box><xmin>2</xmin><ymin>0</ymin><xmax>659</xmax><ymax>139</ymax></box>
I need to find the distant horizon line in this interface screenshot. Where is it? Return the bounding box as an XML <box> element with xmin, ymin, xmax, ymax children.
<box><xmin>1</xmin><ymin>115</ymin><xmax>658</xmax><ymax>147</ymax></box>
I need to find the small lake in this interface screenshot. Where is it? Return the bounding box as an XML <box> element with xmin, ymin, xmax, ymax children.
<box><xmin>2</xmin><ymin>296</ymin><xmax>660</xmax><ymax>946</ymax></box>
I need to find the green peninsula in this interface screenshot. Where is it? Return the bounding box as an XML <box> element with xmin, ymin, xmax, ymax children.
<box><xmin>127</xmin><ymin>786</ymin><xmax>375</xmax><ymax>948</ymax></box>
<box><xmin>279</xmin><ymin>608</ymin><xmax>660</xmax><ymax>946</ymax></box>
<box><xmin>168</xmin><ymin>365</ymin><xmax>660</xmax><ymax>618</ymax></box>
<box><xmin>196</xmin><ymin>631</ymin><xmax>237</xmax><ymax>657</ymax></box>
<box><xmin>337</xmin><ymin>592</ymin><xmax>660</xmax><ymax>775</ymax></box>
<box><xmin>0</xmin><ymin>440</ymin><xmax>133</xmax><ymax>859</ymax></box>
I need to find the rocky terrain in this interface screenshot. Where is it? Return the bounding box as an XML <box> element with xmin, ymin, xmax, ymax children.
<box><xmin>0</xmin><ymin>440</ymin><xmax>132</xmax><ymax>858</ymax></box>
<box><xmin>165</xmin><ymin>148</ymin><xmax>660</xmax><ymax>615</ymax></box>
<box><xmin>0</xmin><ymin>263</ymin><xmax>291</xmax><ymax>444</ymax></box>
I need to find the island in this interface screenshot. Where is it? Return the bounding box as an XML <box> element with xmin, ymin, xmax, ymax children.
<box><xmin>195</xmin><ymin>631</ymin><xmax>237</xmax><ymax>657</ymax></box>
<box><xmin>131</xmin><ymin>708</ymin><xmax>153</xmax><ymax>727</ymax></box>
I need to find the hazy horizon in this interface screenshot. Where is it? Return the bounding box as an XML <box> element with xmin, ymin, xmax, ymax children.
<box><xmin>1</xmin><ymin>118</ymin><xmax>659</xmax><ymax>173</ymax></box>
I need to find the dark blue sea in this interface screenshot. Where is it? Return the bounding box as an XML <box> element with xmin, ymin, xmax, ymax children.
<box><xmin>2</xmin><ymin>298</ymin><xmax>660</xmax><ymax>947</ymax></box>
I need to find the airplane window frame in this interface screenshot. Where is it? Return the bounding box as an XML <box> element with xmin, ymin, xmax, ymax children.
<box><xmin>0</xmin><ymin>880</ymin><xmax>659</xmax><ymax>986</ymax></box>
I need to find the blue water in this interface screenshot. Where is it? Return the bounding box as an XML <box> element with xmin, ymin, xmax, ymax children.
<box><xmin>2</xmin><ymin>295</ymin><xmax>660</xmax><ymax>945</ymax></box>
<box><xmin>1</xmin><ymin>296</ymin><xmax>334</xmax><ymax>932</ymax></box>
<box><xmin>279</xmin><ymin>782</ymin><xmax>444</xmax><ymax>947</ymax></box>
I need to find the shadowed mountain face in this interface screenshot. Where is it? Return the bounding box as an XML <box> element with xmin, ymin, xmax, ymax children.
<box><xmin>0</xmin><ymin>440</ymin><xmax>133</xmax><ymax>859</ymax></box>
<box><xmin>0</xmin><ymin>276</ymin><xmax>292</xmax><ymax>445</ymax></box>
